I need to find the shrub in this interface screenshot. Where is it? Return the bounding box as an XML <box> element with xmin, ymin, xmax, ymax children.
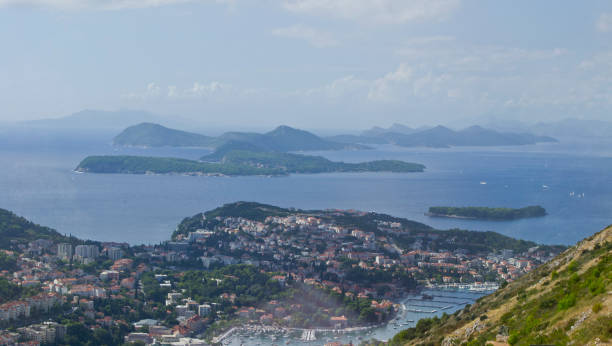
<box><xmin>508</xmin><ymin>331</ymin><xmax>519</xmax><ymax>345</ymax></box>
<box><xmin>557</xmin><ymin>293</ymin><xmax>576</xmax><ymax>310</ymax></box>
<box><xmin>539</xmin><ymin>297</ymin><xmax>556</xmax><ymax>309</ymax></box>
<box><xmin>592</xmin><ymin>302</ymin><xmax>603</xmax><ymax>313</ymax></box>
<box><xmin>500</xmin><ymin>311</ymin><xmax>513</xmax><ymax>323</ymax></box>
<box><xmin>480</xmin><ymin>315</ymin><xmax>488</xmax><ymax>321</ymax></box>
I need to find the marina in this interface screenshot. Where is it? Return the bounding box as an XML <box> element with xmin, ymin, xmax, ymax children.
<box><xmin>221</xmin><ymin>288</ymin><xmax>495</xmax><ymax>345</ymax></box>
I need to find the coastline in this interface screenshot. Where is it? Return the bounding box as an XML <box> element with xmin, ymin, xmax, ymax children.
<box><xmin>425</xmin><ymin>212</ymin><xmax>477</xmax><ymax>220</ymax></box>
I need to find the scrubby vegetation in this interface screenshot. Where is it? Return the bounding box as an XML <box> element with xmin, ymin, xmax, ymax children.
<box><xmin>388</xmin><ymin>226</ymin><xmax>612</xmax><ymax>345</ymax></box>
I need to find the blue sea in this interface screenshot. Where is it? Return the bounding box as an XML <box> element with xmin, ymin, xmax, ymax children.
<box><xmin>1</xmin><ymin>128</ymin><xmax>611</xmax><ymax>246</ymax></box>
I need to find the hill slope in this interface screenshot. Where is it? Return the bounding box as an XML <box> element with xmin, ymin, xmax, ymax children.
<box><xmin>0</xmin><ymin>209</ymin><xmax>69</xmax><ymax>248</ymax></box>
<box><xmin>113</xmin><ymin>122</ymin><xmax>215</xmax><ymax>147</ymax></box>
<box><xmin>389</xmin><ymin>225</ymin><xmax>612</xmax><ymax>345</ymax></box>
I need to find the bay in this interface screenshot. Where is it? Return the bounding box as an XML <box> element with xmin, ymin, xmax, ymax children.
<box><xmin>1</xmin><ymin>128</ymin><xmax>611</xmax><ymax>246</ymax></box>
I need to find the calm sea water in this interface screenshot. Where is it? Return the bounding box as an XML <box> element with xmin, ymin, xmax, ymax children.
<box><xmin>1</xmin><ymin>128</ymin><xmax>611</xmax><ymax>245</ymax></box>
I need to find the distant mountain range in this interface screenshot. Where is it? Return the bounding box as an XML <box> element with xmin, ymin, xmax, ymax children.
<box><xmin>113</xmin><ymin>123</ymin><xmax>362</xmax><ymax>152</ymax></box>
<box><xmin>15</xmin><ymin>109</ymin><xmax>611</xmax><ymax>141</ymax></box>
<box><xmin>329</xmin><ymin>124</ymin><xmax>557</xmax><ymax>148</ymax></box>
<box><xmin>20</xmin><ymin>109</ymin><xmax>191</xmax><ymax>131</ymax></box>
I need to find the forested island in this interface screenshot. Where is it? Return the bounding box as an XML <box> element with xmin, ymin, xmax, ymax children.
<box><xmin>75</xmin><ymin>152</ymin><xmax>425</xmax><ymax>176</ymax></box>
<box><xmin>426</xmin><ymin>206</ymin><xmax>547</xmax><ymax>220</ymax></box>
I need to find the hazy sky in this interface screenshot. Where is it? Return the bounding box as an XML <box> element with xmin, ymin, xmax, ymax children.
<box><xmin>1</xmin><ymin>0</ymin><xmax>611</xmax><ymax>129</ymax></box>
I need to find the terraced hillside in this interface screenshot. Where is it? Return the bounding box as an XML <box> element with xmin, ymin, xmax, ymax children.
<box><xmin>388</xmin><ymin>225</ymin><xmax>612</xmax><ymax>345</ymax></box>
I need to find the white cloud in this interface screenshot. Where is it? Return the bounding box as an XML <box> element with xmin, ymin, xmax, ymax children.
<box><xmin>272</xmin><ymin>24</ymin><xmax>337</xmax><ymax>48</ymax></box>
<box><xmin>0</xmin><ymin>0</ymin><xmax>233</xmax><ymax>11</ymax></box>
<box><xmin>282</xmin><ymin>0</ymin><xmax>461</xmax><ymax>24</ymax></box>
<box><xmin>122</xmin><ymin>82</ymin><xmax>161</xmax><ymax>100</ymax></box>
<box><xmin>300</xmin><ymin>75</ymin><xmax>368</xmax><ymax>99</ymax></box>
<box><xmin>368</xmin><ymin>63</ymin><xmax>413</xmax><ymax>101</ymax></box>
<box><xmin>183</xmin><ymin>81</ymin><xmax>230</xmax><ymax>98</ymax></box>
<box><xmin>596</xmin><ymin>13</ymin><xmax>612</xmax><ymax>32</ymax></box>
<box><xmin>123</xmin><ymin>81</ymin><xmax>230</xmax><ymax>100</ymax></box>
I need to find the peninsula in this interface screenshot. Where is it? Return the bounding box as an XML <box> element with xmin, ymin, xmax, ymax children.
<box><xmin>0</xmin><ymin>202</ymin><xmax>567</xmax><ymax>345</ymax></box>
<box><xmin>426</xmin><ymin>205</ymin><xmax>547</xmax><ymax>220</ymax></box>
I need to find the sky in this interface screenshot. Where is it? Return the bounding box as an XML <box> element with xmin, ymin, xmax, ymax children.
<box><xmin>0</xmin><ymin>0</ymin><xmax>611</xmax><ymax>129</ymax></box>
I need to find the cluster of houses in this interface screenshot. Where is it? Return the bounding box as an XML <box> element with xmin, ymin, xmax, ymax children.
<box><xmin>0</xmin><ymin>209</ymin><xmax>561</xmax><ymax>345</ymax></box>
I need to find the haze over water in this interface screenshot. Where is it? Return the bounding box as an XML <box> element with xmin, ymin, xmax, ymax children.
<box><xmin>1</xmin><ymin>129</ymin><xmax>611</xmax><ymax>246</ymax></box>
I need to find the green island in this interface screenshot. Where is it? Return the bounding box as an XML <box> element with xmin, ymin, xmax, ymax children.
<box><xmin>426</xmin><ymin>205</ymin><xmax>547</xmax><ymax>220</ymax></box>
<box><xmin>75</xmin><ymin>151</ymin><xmax>425</xmax><ymax>176</ymax></box>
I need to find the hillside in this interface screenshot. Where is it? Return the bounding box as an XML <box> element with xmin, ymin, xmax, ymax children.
<box><xmin>172</xmin><ymin>202</ymin><xmax>564</xmax><ymax>257</ymax></box>
<box><xmin>388</xmin><ymin>225</ymin><xmax>612</xmax><ymax>345</ymax></box>
<box><xmin>113</xmin><ymin>122</ymin><xmax>215</xmax><ymax>147</ymax></box>
<box><xmin>0</xmin><ymin>208</ymin><xmax>70</xmax><ymax>248</ymax></box>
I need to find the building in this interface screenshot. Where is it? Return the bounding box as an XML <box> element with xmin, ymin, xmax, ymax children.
<box><xmin>107</xmin><ymin>247</ymin><xmax>124</xmax><ymax>261</ymax></box>
<box><xmin>197</xmin><ymin>304</ymin><xmax>211</xmax><ymax>316</ymax></box>
<box><xmin>124</xmin><ymin>333</ymin><xmax>152</xmax><ymax>344</ymax></box>
<box><xmin>74</xmin><ymin>244</ymin><xmax>100</xmax><ymax>263</ymax></box>
<box><xmin>57</xmin><ymin>243</ymin><xmax>73</xmax><ymax>260</ymax></box>
<box><xmin>0</xmin><ymin>301</ymin><xmax>30</xmax><ymax>321</ymax></box>
<box><xmin>20</xmin><ymin>322</ymin><xmax>66</xmax><ymax>344</ymax></box>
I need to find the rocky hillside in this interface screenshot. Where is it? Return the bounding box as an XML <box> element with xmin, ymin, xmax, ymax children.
<box><xmin>389</xmin><ymin>225</ymin><xmax>612</xmax><ymax>345</ymax></box>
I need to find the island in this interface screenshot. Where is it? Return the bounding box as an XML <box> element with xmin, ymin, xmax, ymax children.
<box><xmin>329</xmin><ymin>124</ymin><xmax>558</xmax><ymax>148</ymax></box>
<box><xmin>75</xmin><ymin>151</ymin><xmax>425</xmax><ymax>176</ymax></box>
<box><xmin>426</xmin><ymin>205</ymin><xmax>547</xmax><ymax>220</ymax></box>
<box><xmin>113</xmin><ymin>123</ymin><xmax>365</xmax><ymax>151</ymax></box>
<box><xmin>113</xmin><ymin>122</ymin><xmax>215</xmax><ymax>147</ymax></box>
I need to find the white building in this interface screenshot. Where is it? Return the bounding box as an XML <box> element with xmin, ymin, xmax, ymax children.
<box><xmin>57</xmin><ymin>243</ymin><xmax>73</xmax><ymax>260</ymax></box>
<box><xmin>107</xmin><ymin>247</ymin><xmax>124</xmax><ymax>261</ymax></box>
<box><xmin>74</xmin><ymin>245</ymin><xmax>99</xmax><ymax>260</ymax></box>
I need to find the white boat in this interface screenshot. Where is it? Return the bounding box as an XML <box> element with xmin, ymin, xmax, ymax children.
<box><xmin>480</xmin><ymin>181</ymin><xmax>487</xmax><ymax>185</ymax></box>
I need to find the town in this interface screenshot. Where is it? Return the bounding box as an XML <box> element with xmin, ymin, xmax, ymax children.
<box><xmin>0</xmin><ymin>202</ymin><xmax>564</xmax><ymax>345</ymax></box>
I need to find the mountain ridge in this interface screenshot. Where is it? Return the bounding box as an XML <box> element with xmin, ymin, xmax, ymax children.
<box><xmin>337</xmin><ymin>124</ymin><xmax>557</xmax><ymax>148</ymax></box>
<box><xmin>113</xmin><ymin>123</ymin><xmax>360</xmax><ymax>152</ymax></box>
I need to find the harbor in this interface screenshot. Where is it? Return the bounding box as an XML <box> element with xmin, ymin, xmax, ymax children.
<box><xmin>220</xmin><ymin>287</ymin><xmax>496</xmax><ymax>345</ymax></box>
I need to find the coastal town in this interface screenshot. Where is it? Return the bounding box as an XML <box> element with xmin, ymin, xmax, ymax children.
<box><xmin>0</xmin><ymin>202</ymin><xmax>564</xmax><ymax>345</ymax></box>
